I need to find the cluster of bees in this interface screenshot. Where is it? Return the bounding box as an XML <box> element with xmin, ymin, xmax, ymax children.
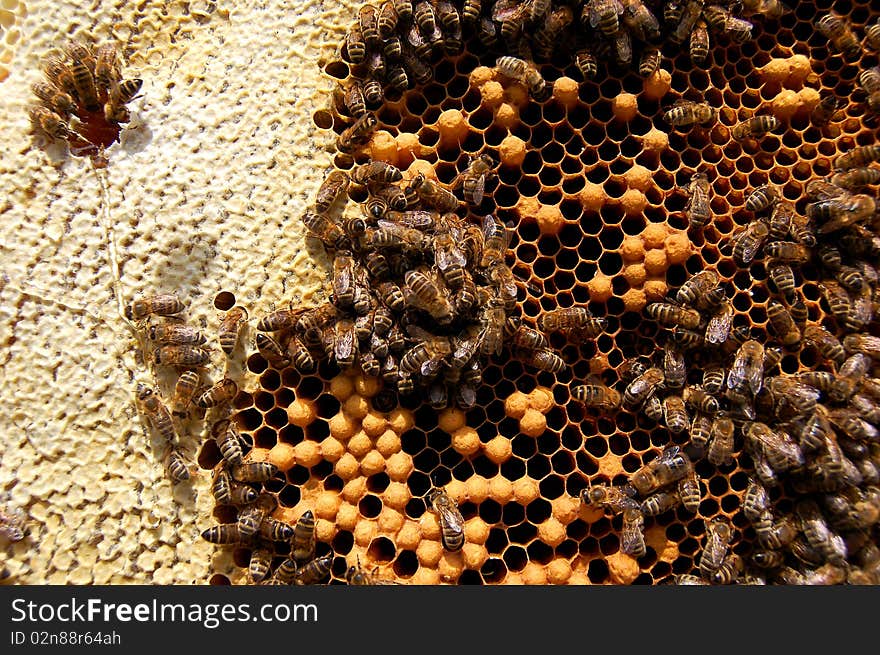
<box><xmin>29</xmin><ymin>38</ymin><xmax>141</xmax><ymax>168</ymax></box>
<box><xmin>254</xmin><ymin>156</ymin><xmax>604</xmax><ymax>411</ymax></box>
<box><xmin>332</xmin><ymin>0</ymin><xmax>788</xmax><ymax>100</ymax></box>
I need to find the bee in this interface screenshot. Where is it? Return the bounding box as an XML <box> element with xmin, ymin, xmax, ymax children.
<box><xmin>636</xmin><ymin>47</ymin><xmax>661</xmax><ymax>76</ymax></box>
<box><xmin>572</xmin><ymin>383</ymin><xmax>621</xmax><ymax>411</ymax></box>
<box><xmin>217</xmin><ymin>306</ymin><xmax>248</xmax><ymax>356</ymax></box>
<box><xmin>358</xmin><ymin>4</ymin><xmax>381</xmax><ymax>48</ymax></box>
<box><xmin>731</xmin><ymin>115</ymin><xmax>781</xmax><ymax>141</ymax></box>
<box><xmin>212</xmin><ymin>469</ymin><xmax>258</xmax><ymax>505</ymax></box>
<box><xmin>640</xmin><ymin>394</ymin><xmax>662</xmax><ymax>422</ymax></box>
<box><xmin>428</xmin><ymin>488</ymin><xmax>465</xmax><ymax>551</ymax></box>
<box><xmin>304</xmin><ymin>209</ymin><xmax>349</xmax><ymax>249</ymax></box>
<box><xmin>68</xmin><ymin>56</ymin><xmax>100</xmax><ymax>112</ymax></box>
<box><xmin>255</xmin><ymin>332</ymin><xmax>290</xmax><ymax>368</ymax></box>
<box><xmin>315</xmin><ymin>170</ymin><xmax>350</xmax><ymax>213</ymax></box>
<box><xmin>683</xmin><ymin>171</ymin><xmax>711</xmax><ymax>229</ymax></box>
<box><xmin>533</xmin><ymin>6</ymin><xmax>574</xmax><ymax>60</ymax></box>
<box><xmin>256</xmin><ymin>308</ymin><xmax>299</xmax><ymax>333</ymax></box>
<box><xmin>123</xmin><ymin>294</ymin><xmax>184</xmax><ymax>322</ymax></box>
<box><xmin>796</xmin><ymin>499</ymin><xmax>847</xmax><ymax>565</ymax></box>
<box><xmin>403</xmin><ymin>270</ymin><xmax>454</xmax><ymax>324</ymax></box>
<box><xmin>584</xmin><ymin>0</ymin><xmax>623</xmax><ymax>37</ymax></box>
<box><xmin>818</xmin><ymin>280</ymin><xmax>853</xmax><ymax>327</ymax></box>
<box><xmin>580</xmin><ymin>484</ymin><xmax>639</xmax><ymax>513</ymax></box>
<box><xmin>660</xmin><ymin>395</ymin><xmax>688</xmax><ymax>434</ymax></box>
<box><xmin>376</xmin><ymin>0</ymin><xmax>399</xmax><ymax>39</ymax></box>
<box><xmin>707</xmin><ymin>415</ymin><xmax>735</xmax><ymax>467</ymax></box>
<box><xmin>711</xmin><ymin>554</ymin><xmax>744</xmax><ymax>585</ymax></box>
<box><xmin>352</xmin><ymin>161</ymin><xmax>403</xmax><ymax>186</ymax></box>
<box><xmin>705</xmin><ymin>300</ymin><xmax>733</xmax><ymax>345</ymax></box>
<box><xmin>400</xmin><ymin>332</ymin><xmax>452</xmax><ymax>375</ymax></box>
<box><xmin>212</xmin><ymin>420</ymin><xmax>244</xmax><ymax>464</ymax></box>
<box><xmin>621</xmin><ymin>508</ymin><xmax>647</xmax><ymax>558</ymax></box>
<box><xmin>816</xmin><ymin>13</ymin><xmax>861</xmax><ymax>61</ymax></box>
<box><xmin>408</xmin><ymin>174</ymin><xmax>458</xmax><ymax>212</ymax></box>
<box><xmin>744</xmin><ymin>185</ymin><xmax>777</xmax><ymax>214</ymax></box>
<box><xmin>361</xmin><ymin>79</ymin><xmax>384</xmax><ymax>109</ymax></box>
<box><xmin>831</xmin><ymin>166</ymin><xmax>880</xmax><ymax>189</ymax></box>
<box><xmin>287</xmin><ymin>510</ymin><xmax>317</xmax><ymax>563</ymax></box>
<box><xmin>43</xmin><ymin>56</ymin><xmax>78</xmax><ymax>99</ymax></box>
<box><xmin>109</xmin><ymin>78</ymin><xmax>143</xmax><ymax>107</ymax></box>
<box><xmin>294</xmin><ymin>554</ymin><xmax>333</xmax><ymax>585</ymax></box>
<box><xmin>196</xmin><ymin>377</ymin><xmax>238</xmax><ymax>409</ymax></box>
<box><xmin>729</xmin><ymin>220</ymin><xmax>769</xmax><ymax>265</ymax></box>
<box><xmin>201</xmin><ymin>523</ymin><xmax>243</xmax><ymax>545</ymax></box>
<box><xmin>623</xmin><ymin>366</ymin><xmax>665</xmax><ymax>410</ymax></box>
<box><xmin>479</xmin><ymin>214</ymin><xmax>509</xmax><ymax>268</ymax></box>
<box><xmin>576</xmin><ymin>48</ymin><xmax>598</xmax><ymax>79</ymax></box>
<box><xmin>689</xmin><ymin>19</ymin><xmax>709</xmax><ymax>65</ymax></box>
<box><xmin>612</xmin><ymin>29</ymin><xmax>633</xmax><ymax>66</ymax></box>
<box><xmin>346</xmin><ymin>557</ymin><xmax>400</xmax><ymax>585</ymax></box>
<box><xmin>451</xmin><ymin>154</ymin><xmax>497</xmax><ymax>206</ymax></box>
<box><xmin>811</xmin><ymin>94</ymin><xmax>845</xmax><ymax>126</ymax></box>
<box><xmin>166</xmin><ymin>370</ymin><xmax>200</xmax><ymax>418</ymax></box>
<box><xmin>727</xmin><ymin>339</ymin><xmax>766</xmax><ymax>394</ymax></box>
<box><xmin>433</xmin><ymin>231</ymin><xmax>468</xmax><ymax>290</ymax></box>
<box><xmin>676</xmin><ymin>270</ymin><xmax>719</xmax><ymax>308</ymax></box>
<box><xmin>766</xmin><ymin>300</ymin><xmax>801</xmax><ymax>346</ymax></box>
<box><xmin>165</xmin><ymin>446</ymin><xmax>191</xmax><ymax>483</ymax></box>
<box><xmin>787</xmin><ymin>213</ymin><xmax>815</xmax><ymax>248</ymax></box>
<box><xmin>699</xmin><ymin>518</ymin><xmax>733</xmax><ymax>579</ymax></box>
<box><xmin>147</xmin><ymin>322</ymin><xmax>206</xmax><ymax>346</ymax></box>
<box><xmin>831</xmin><ymin>352</ymin><xmax>871</xmax><ymax>403</ymax></box>
<box><xmin>834</xmin><ymin>265</ymin><xmax>866</xmax><ymax>292</ymax></box>
<box><xmin>815</xmin><ymin>194</ymin><xmax>876</xmax><ymax>235</ymax></box>
<box><xmin>286</xmin><ymin>336</ymin><xmax>316</xmax><ymax>373</ymax></box>
<box><xmin>835</xmin><ymin>145</ymin><xmax>880</xmax><ymax>171</ymax></box>
<box><xmin>843</xmin><ymin>334</ymin><xmax>880</xmax><ymax>359</ymax></box>
<box><xmin>630</xmin><ymin>445</ymin><xmax>692</xmax><ymax>496</ymax></box>
<box><xmin>154</xmin><ymin>344</ymin><xmax>210</xmax><ymax>368</ymax></box>
<box><xmin>231</xmin><ymin>461</ymin><xmax>279</xmax><ymax>483</ymax></box>
<box><xmin>248</xmin><ymin>548</ymin><xmax>273</xmax><ymax>583</ymax></box>
<box><xmin>375</xmin><ymin>281</ymin><xmax>406</xmax><ymax>314</ymax></box>
<box><xmin>94</xmin><ymin>42</ymin><xmax>119</xmax><ymax>90</ymax></box>
<box><xmin>698</xmin><ymin>367</ymin><xmax>724</xmax><ymax>396</ymax></box>
<box><xmin>677</xmin><ymin>470</ymin><xmax>701</xmax><ymax>513</ymax></box>
<box><xmin>645</xmin><ymin>302</ymin><xmax>701</xmax><ymax>329</ymax></box>
<box><xmin>690</xmin><ymin>412</ymin><xmax>712</xmax><ymax>451</ymax></box>
<box><xmin>767</xmin><ymin>260</ymin><xmax>797</xmax><ymax>303</ymax></box>
<box><xmin>337</xmin><ymin>113</ymin><xmax>378</xmax><ymax>155</ymax></box>
<box><xmin>745</xmin><ymin>421</ymin><xmax>804</xmax><ymax>472</ymax></box>
<box><xmin>682</xmin><ymin>385</ymin><xmax>720</xmax><ymax>415</ymax></box>
<box><xmin>660</xmin><ymin>345</ymin><xmax>685</xmax><ymax>390</ymax></box>
<box><xmin>517</xmin><ymin>347</ymin><xmax>566</xmax><ymax>374</ymax></box>
<box><xmin>31</xmin><ymin>82</ymin><xmax>75</xmax><ymax>116</ymax></box>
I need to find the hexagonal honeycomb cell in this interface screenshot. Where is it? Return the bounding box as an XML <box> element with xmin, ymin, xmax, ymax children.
<box><xmin>196</xmin><ymin>0</ymin><xmax>880</xmax><ymax>585</ymax></box>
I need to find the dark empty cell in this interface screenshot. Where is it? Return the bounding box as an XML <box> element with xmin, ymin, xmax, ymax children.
<box><xmin>507</xmin><ymin>521</ymin><xmax>537</xmax><ymax>546</ymax></box>
<box><xmin>325</xmin><ymin>527</ymin><xmax>353</xmax><ymax>558</ymax></box>
<box><xmin>631</xmin><ymin>572</ymin><xmax>654</xmax><ymax>586</ymax></box>
<box><xmin>197</xmin><ymin>439</ymin><xmax>222</xmax><ymax>471</ymax></box>
<box><xmin>539</xmin><ymin>163</ymin><xmax>563</xmax><ymax>188</ymax></box>
<box><xmin>285</xmin><ymin>464</ymin><xmax>309</xmax><ymax>486</ymax></box>
<box><xmin>277</xmin><ymin>484</ymin><xmax>300</xmax><ymax>508</ymax></box>
<box><xmin>678</xmin><ymin>536</ymin><xmax>699</xmax><ymax>557</ymax></box>
<box><xmin>622</xmin><ymin>453</ymin><xmax>644</xmax><ymax>474</ymax></box>
<box><xmin>388</xmin><ymin>550</ymin><xmax>418</xmax><ymax>580</ymax></box>
<box><xmin>358</xmin><ymin>494</ymin><xmax>383</xmax><ymax>520</ymax></box>
<box><xmin>597</xmin><ymin>251</ymin><xmax>623</xmax><ymax>277</ymax></box>
<box><xmin>586</xmin><ymin>557</ymin><xmax>609</xmax><ymax>583</ymax></box>
<box><xmin>527</xmin><ymin>540</ymin><xmax>554</xmax><ymax>565</ymax></box>
<box><xmin>406</xmin><ymin>469</ymin><xmax>431</xmax><ymax>499</ymax></box>
<box><xmin>262</xmin><ymin>477</ymin><xmax>284</xmax><ymax>494</ymax></box>
<box><xmin>699</xmin><ymin>496</ymin><xmax>720</xmax><ymax>516</ymax></box>
<box><xmin>401</xmin><ymin>429</ymin><xmax>428</xmax><ymax>456</ymax></box>
<box><xmin>502</xmin><ymin>545</ymin><xmax>528</xmax><ymax>573</ymax></box>
<box><xmin>209</xmin><ymin>574</ymin><xmax>231</xmax><ymax>586</ymax></box>
<box><xmin>251</xmin><ymin>426</ymin><xmax>276</xmax><ymax>449</ymax></box>
<box><xmin>246</xmin><ymin>353</ymin><xmax>268</xmax><ymax>374</ymax></box>
<box><xmin>455</xmin><ymin>570</ymin><xmax>482</xmax><ymax>585</ymax></box>
<box><xmin>264</xmin><ymin>407</ymin><xmax>288</xmax><ymax>430</ymax></box>
<box><xmin>599</xmin><ymin>533</ymin><xmax>620</xmax><ymax>556</ymax></box>
<box><xmin>540</xmin><ymin>472</ymin><xmax>566</xmax><ymax>499</ymax></box>
<box><xmin>516</xmin><ymin>175</ymin><xmax>541</xmax><ymax>199</ymax></box>
<box><xmin>484</xmin><ymin>526</ymin><xmax>511</xmax><ymax>556</ymax></box>
<box><xmin>367</xmin><ymin>536</ymin><xmax>396</xmax><ymax>564</ymax></box>
<box><xmin>377</xmin><ymin>106</ymin><xmax>401</xmax><ymax>126</ymax></box>
<box><xmin>720</xmin><ymin>494</ymin><xmax>740</xmax><ymax>514</ymax></box>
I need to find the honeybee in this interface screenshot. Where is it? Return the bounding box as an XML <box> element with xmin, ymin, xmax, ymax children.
<box><xmin>217</xmin><ymin>306</ymin><xmax>248</xmax><ymax>356</ymax></box>
<box><xmin>68</xmin><ymin>56</ymin><xmax>100</xmax><ymax>112</ymax></box>
<box><xmin>699</xmin><ymin>367</ymin><xmax>724</xmax><ymax>395</ymax></box>
<box><xmin>231</xmin><ymin>461</ymin><xmax>279</xmax><ymax>483</ymax></box>
<box><xmin>301</xmin><ymin>210</ymin><xmax>347</xmax><ymax>249</ymax></box>
<box><xmin>663</xmin><ymin>100</ymin><xmax>718</xmax><ymax>127</ymax></box>
<box><xmin>660</xmin><ymin>345</ymin><xmax>685</xmax><ymax>390</ymax></box>
<box><xmin>255</xmin><ymin>308</ymin><xmax>297</xmax><ymax>333</ymax></box>
<box><xmin>660</xmin><ymin>395</ymin><xmax>688</xmax><ymax>434</ymax></box>
<box><xmin>31</xmin><ymin>81</ymin><xmax>75</xmax><ymax>116</ymax></box>
<box><xmin>165</xmin><ymin>446</ymin><xmax>191</xmax><ymax>483</ymax></box>
<box><xmin>676</xmin><ymin>270</ymin><xmax>719</xmax><ymax>307</ymax></box>
<box><xmin>201</xmin><ymin>523</ymin><xmax>243</xmax><ymax>545</ymax></box>
<box><xmin>729</xmin><ymin>220</ymin><xmax>769</xmax><ymax>265</ymax></box>
<box><xmin>451</xmin><ymin>154</ymin><xmax>497</xmax><ymax>205</ymax></box>
<box><xmin>843</xmin><ymin>334</ymin><xmax>880</xmax><ymax>359</ymax></box>
<box><xmin>689</xmin><ymin>19</ymin><xmax>709</xmax><ymax>65</ymax></box>
<box><xmin>576</xmin><ymin>48</ymin><xmax>598</xmax><ymax>79</ymax></box>
<box><xmin>631</xmin><ymin>445</ymin><xmax>692</xmax><ymax>496</ymax></box>
<box><xmin>689</xmin><ymin>412</ymin><xmax>712</xmax><ymax>451</ymax></box>
<box><xmin>818</xmin><ymin>280</ymin><xmax>853</xmax><ymax>327</ymax></box>
<box><xmin>831</xmin><ymin>166</ymin><xmax>880</xmax><ymax>189</ymax></box>
<box><xmin>683</xmin><ymin>171</ymin><xmax>711</xmax><ymax>229</ymax></box>
<box><xmin>814</xmin><ymin>194</ymin><xmax>876</xmax><ymax>235</ymax></box>
<box><xmin>572</xmin><ymin>383</ymin><xmax>621</xmax><ymax>411</ymax></box>
<box><xmin>811</xmin><ymin>94</ymin><xmax>845</xmax><ymax>126</ymax></box>
<box><xmin>294</xmin><ymin>554</ymin><xmax>333</xmax><ymax>585</ymax></box>
<box><xmin>93</xmin><ymin>42</ymin><xmax>119</xmax><ymax>89</ymax></box>
<box><xmin>109</xmin><ymin>78</ymin><xmax>142</xmax><ymax>106</ymax></box>
<box><xmin>196</xmin><ymin>377</ymin><xmax>238</xmax><ymax>409</ymax></box>
<box><xmin>337</xmin><ymin>113</ymin><xmax>378</xmax><ymax>154</ymax></box>
<box><xmin>211</xmin><ymin>469</ymin><xmax>257</xmax><ymax>505</ymax></box>
<box><xmin>517</xmin><ymin>347</ymin><xmax>566</xmax><ymax>374</ymax></box>
<box><xmin>580</xmin><ymin>484</ymin><xmax>639</xmax><ymax>513</ymax></box>
<box><xmin>533</xmin><ymin>5</ymin><xmax>574</xmax><ymax>60</ymax></box>
<box><xmin>727</xmin><ymin>339</ymin><xmax>764</xmax><ymax>394</ymax></box>
<box><xmin>291</xmin><ymin>510</ymin><xmax>316</xmax><ymax>563</ymax></box>
<box><xmin>403</xmin><ymin>270</ymin><xmax>454</xmax><ymax>324</ymax></box>
<box><xmin>621</xmin><ymin>508</ymin><xmax>647</xmax><ymax>558</ymax></box>
<box><xmin>362</xmin><ymin>78</ymin><xmax>384</xmax><ymax>108</ymax></box>
<box><xmin>428</xmin><ymin>488</ymin><xmax>465</xmax><ymax>552</ymax></box>
<box><xmin>623</xmin><ymin>366</ymin><xmax>665</xmax><ymax>410</ymax></box>
<box><xmin>711</xmin><ymin>554</ymin><xmax>744</xmax><ymax>585</ymax></box>
<box><xmin>835</xmin><ymin>145</ymin><xmax>880</xmax><ymax>171</ymax></box>
<box><xmin>831</xmin><ymin>352</ymin><xmax>871</xmax><ymax>403</ymax></box>
<box><xmin>796</xmin><ymin>499</ymin><xmax>847</xmax><ymax>565</ymax></box>
<box><xmin>154</xmin><ymin>344</ymin><xmax>210</xmax><ymax>368</ymax></box>
<box><xmin>315</xmin><ymin>169</ymin><xmax>350</xmax><ymax>213</ymax></box>
<box><xmin>147</xmin><ymin>322</ymin><xmax>206</xmax><ymax>346</ymax></box>
<box><xmin>699</xmin><ymin>518</ymin><xmax>732</xmax><ymax>579</ymax></box>
<box><xmin>125</xmin><ymin>294</ymin><xmax>185</xmax><ymax>321</ymax></box>
<box><xmin>766</xmin><ymin>260</ymin><xmax>796</xmax><ymax>304</ymax></box>
<box><xmin>255</xmin><ymin>333</ymin><xmax>290</xmax><ymax>368</ymax></box>
<box><xmin>744</xmin><ymin>184</ymin><xmax>777</xmax><ymax>213</ymax></box>
<box><xmin>212</xmin><ymin>420</ymin><xmax>243</xmax><ymax>464</ymax></box>
<box><xmin>705</xmin><ymin>300</ymin><xmax>733</xmax><ymax>345</ymax></box>
<box><xmin>433</xmin><ymin>231</ymin><xmax>468</xmax><ymax>290</ymax></box>
<box><xmin>645</xmin><ymin>302</ymin><xmax>701</xmax><ymax>329</ymax></box>
<box><xmin>166</xmin><ymin>370</ymin><xmax>200</xmax><ymax>418</ymax></box>
<box><xmin>671</xmin><ymin>0</ymin><xmax>705</xmax><ymax>44</ymax></box>
<box><xmin>346</xmin><ymin>557</ymin><xmax>401</xmax><ymax>585</ymax></box>
<box><xmin>682</xmin><ymin>385</ymin><xmax>719</xmax><ymax>415</ymax></box>
<box><xmin>731</xmin><ymin>115</ymin><xmax>781</xmax><ymax>141</ymax></box>
<box><xmin>745</xmin><ymin>421</ymin><xmax>804</xmax><ymax>472</ymax></box>
<box><xmin>352</xmin><ymin>161</ymin><xmax>403</xmax><ymax>186</ymax></box>
<box><xmin>612</xmin><ymin>29</ymin><xmax>633</xmax><ymax>66</ymax></box>
<box><xmin>248</xmin><ymin>548</ymin><xmax>273</xmax><ymax>584</ymax></box>
<box><xmin>640</xmin><ymin>394</ymin><xmax>662</xmax><ymax>422</ymax></box>
<box><xmin>816</xmin><ymin>13</ymin><xmax>861</xmax><ymax>61</ymax></box>
<box><xmin>766</xmin><ymin>300</ymin><xmax>801</xmax><ymax>346</ymax></box>
<box><xmin>584</xmin><ymin>0</ymin><xmax>623</xmax><ymax>37</ymax></box>
<box><xmin>707</xmin><ymin>415</ymin><xmax>735</xmax><ymax>467</ymax></box>
<box><xmin>479</xmin><ymin>213</ymin><xmax>509</xmax><ymax>268</ymax></box>
<box><xmin>461</xmin><ymin>0</ymin><xmax>481</xmax><ymax>26</ymax></box>
<box><xmin>677</xmin><ymin>470</ymin><xmax>701</xmax><ymax>513</ymax></box>
<box><xmin>638</xmin><ymin>48</ymin><xmax>661</xmax><ymax>76</ymax></box>
<box><xmin>408</xmin><ymin>174</ymin><xmax>458</xmax><ymax>212</ymax></box>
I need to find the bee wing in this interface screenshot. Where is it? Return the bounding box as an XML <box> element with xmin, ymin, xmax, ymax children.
<box><xmin>470</xmin><ymin>174</ymin><xmax>486</xmax><ymax>205</ymax></box>
<box><xmin>335</xmin><ymin>325</ymin><xmax>355</xmax><ymax>360</ymax></box>
<box><xmin>705</xmin><ymin>302</ymin><xmax>733</xmax><ymax>344</ymax></box>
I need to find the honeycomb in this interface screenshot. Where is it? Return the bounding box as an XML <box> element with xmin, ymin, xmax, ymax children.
<box><xmin>192</xmin><ymin>1</ymin><xmax>880</xmax><ymax>585</ymax></box>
